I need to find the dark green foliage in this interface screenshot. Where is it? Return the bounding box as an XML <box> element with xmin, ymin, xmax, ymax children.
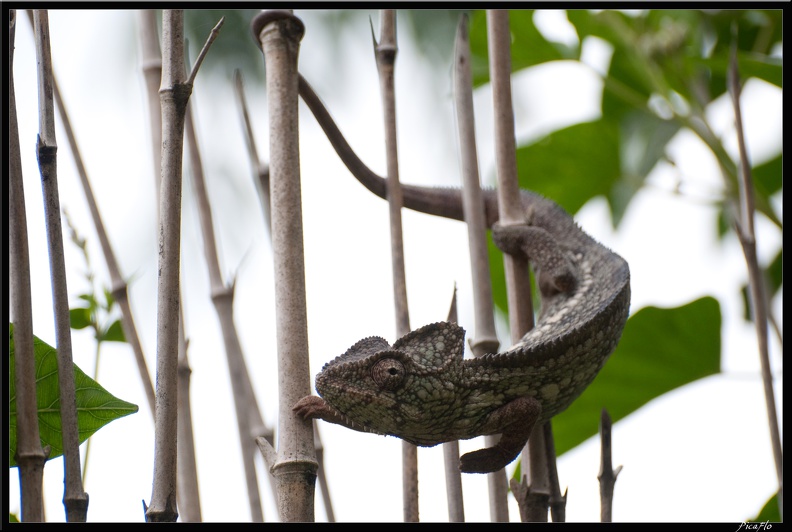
<box><xmin>551</xmin><ymin>297</ymin><xmax>722</xmax><ymax>456</ymax></box>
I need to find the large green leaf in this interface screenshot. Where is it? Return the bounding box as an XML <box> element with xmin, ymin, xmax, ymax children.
<box><xmin>9</xmin><ymin>324</ymin><xmax>138</xmax><ymax>467</ymax></box>
<box><xmin>753</xmin><ymin>153</ymin><xmax>783</xmax><ymax>203</ymax></box>
<box><xmin>515</xmin><ymin>119</ymin><xmax>621</xmax><ymax>217</ymax></box>
<box><xmin>551</xmin><ymin>297</ymin><xmax>722</xmax><ymax>456</ymax></box>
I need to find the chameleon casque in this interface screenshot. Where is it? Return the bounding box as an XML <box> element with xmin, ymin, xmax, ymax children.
<box><xmin>293</xmin><ymin>76</ymin><xmax>631</xmax><ymax>474</ymax></box>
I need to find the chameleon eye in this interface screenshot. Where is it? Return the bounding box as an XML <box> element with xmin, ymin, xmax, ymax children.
<box><xmin>370</xmin><ymin>358</ymin><xmax>405</xmax><ymax>391</ymax></box>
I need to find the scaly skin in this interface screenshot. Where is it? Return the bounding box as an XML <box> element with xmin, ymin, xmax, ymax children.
<box><xmin>293</xmin><ymin>76</ymin><xmax>631</xmax><ymax>474</ymax></box>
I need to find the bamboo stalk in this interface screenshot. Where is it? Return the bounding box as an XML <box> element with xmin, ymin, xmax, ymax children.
<box><xmin>9</xmin><ymin>9</ymin><xmax>48</xmax><ymax>522</ymax></box>
<box><xmin>597</xmin><ymin>409</ymin><xmax>621</xmax><ymax>522</ymax></box>
<box><xmin>146</xmin><ymin>9</ymin><xmax>189</xmax><ymax>521</ymax></box>
<box><xmin>486</xmin><ymin>10</ymin><xmax>550</xmax><ymax>522</ymax></box>
<box><xmin>146</xmin><ymin>11</ymin><xmax>222</xmax><ymax>522</ymax></box>
<box><xmin>234</xmin><ymin>67</ymin><xmax>335</xmax><ymax>522</ymax></box>
<box><xmin>32</xmin><ymin>10</ymin><xmax>89</xmax><ymax>522</ymax></box>
<box><xmin>372</xmin><ymin>10</ymin><xmax>419</xmax><ymax>522</ymax></box>
<box><xmin>175</xmin><ymin>310</ymin><xmax>202</xmax><ymax>522</ymax></box>
<box><xmin>184</xmin><ymin>91</ymin><xmax>265</xmax><ymax>521</ymax></box>
<box><xmin>441</xmin><ymin>288</ymin><xmax>465</xmax><ymax>522</ymax></box>
<box><xmin>452</xmin><ymin>13</ymin><xmax>510</xmax><ymax>522</ymax></box>
<box><xmin>136</xmin><ymin>11</ymin><xmax>212</xmax><ymax>522</ymax></box>
<box><xmin>138</xmin><ymin>10</ymin><xmax>164</xmax><ymax>208</ymax></box>
<box><xmin>233</xmin><ymin>70</ymin><xmax>271</xmax><ymax>235</ymax></box>
<box><xmin>251</xmin><ymin>9</ymin><xmax>317</xmax><ymax>522</ymax></box>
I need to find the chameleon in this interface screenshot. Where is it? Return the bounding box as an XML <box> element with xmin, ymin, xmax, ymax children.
<box><xmin>292</xmin><ymin>75</ymin><xmax>631</xmax><ymax>474</ymax></box>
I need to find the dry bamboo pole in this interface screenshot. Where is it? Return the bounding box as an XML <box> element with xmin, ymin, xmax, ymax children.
<box><xmin>728</xmin><ymin>39</ymin><xmax>783</xmax><ymax>518</ymax></box>
<box><xmin>234</xmin><ymin>69</ymin><xmax>336</xmax><ymax>522</ymax></box>
<box><xmin>146</xmin><ymin>10</ymin><xmax>188</xmax><ymax>521</ymax></box>
<box><xmin>543</xmin><ymin>422</ymin><xmax>565</xmax><ymax>522</ymax></box>
<box><xmin>183</xmin><ymin>91</ymin><xmax>265</xmax><ymax>521</ymax></box>
<box><xmin>233</xmin><ymin>70</ymin><xmax>271</xmax><ymax>235</ymax></box>
<box><xmin>371</xmin><ymin>10</ymin><xmax>419</xmax><ymax>522</ymax></box>
<box><xmin>452</xmin><ymin>13</ymin><xmax>510</xmax><ymax>522</ymax></box>
<box><xmin>146</xmin><ymin>11</ymin><xmax>222</xmax><ymax>522</ymax></box>
<box><xmin>598</xmin><ymin>409</ymin><xmax>621</xmax><ymax>521</ymax></box>
<box><xmin>138</xmin><ymin>9</ymin><xmax>163</xmax><ymax>215</ymax></box>
<box><xmin>32</xmin><ymin>10</ymin><xmax>89</xmax><ymax>522</ymax></box>
<box><xmin>136</xmin><ymin>10</ymin><xmax>209</xmax><ymax>521</ymax></box>
<box><xmin>174</xmin><ymin>309</ymin><xmax>202</xmax><ymax>523</ymax></box>
<box><xmin>251</xmin><ymin>9</ymin><xmax>317</xmax><ymax>522</ymax></box>
<box><xmin>441</xmin><ymin>288</ymin><xmax>465</xmax><ymax>522</ymax></box>
<box><xmin>485</xmin><ymin>10</ymin><xmax>549</xmax><ymax>522</ymax></box>
<box><xmin>9</xmin><ymin>9</ymin><xmax>49</xmax><ymax>522</ymax></box>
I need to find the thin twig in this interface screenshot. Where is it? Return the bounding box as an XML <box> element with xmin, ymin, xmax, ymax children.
<box><xmin>32</xmin><ymin>9</ymin><xmax>89</xmax><ymax>522</ymax></box>
<box><xmin>186</xmin><ymin>17</ymin><xmax>224</xmax><ymax>86</ymax></box>
<box><xmin>727</xmin><ymin>28</ymin><xmax>783</xmax><ymax>518</ymax></box>
<box><xmin>9</xmin><ymin>9</ymin><xmax>48</xmax><ymax>522</ymax></box>
<box><xmin>233</xmin><ymin>69</ymin><xmax>271</xmax><ymax>234</ymax></box>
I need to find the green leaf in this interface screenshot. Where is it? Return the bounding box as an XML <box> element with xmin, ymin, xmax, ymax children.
<box><xmin>103</xmin><ymin>287</ymin><xmax>116</xmax><ymax>311</ymax></box>
<box><xmin>767</xmin><ymin>249</ymin><xmax>783</xmax><ymax>297</ymax></box>
<box><xmin>100</xmin><ymin>319</ymin><xmax>126</xmax><ymax>343</ymax></box>
<box><xmin>78</xmin><ymin>293</ymin><xmax>96</xmax><ymax>305</ymax></box>
<box><xmin>551</xmin><ymin>297</ymin><xmax>722</xmax><ymax>456</ymax></box>
<box><xmin>753</xmin><ymin>154</ymin><xmax>782</xmax><ymax>201</ymax></box>
<box><xmin>611</xmin><ymin>111</ymin><xmax>681</xmax><ymax>225</ymax></box>
<box><xmin>515</xmin><ymin>119</ymin><xmax>621</xmax><ymax>217</ymax></box>
<box><xmin>9</xmin><ymin>324</ymin><xmax>138</xmax><ymax>467</ymax></box>
<box><xmin>750</xmin><ymin>492</ymin><xmax>781</xmax><ymax>523</ymax></box>
<box><xmin>69</xmin><ymin>307</ymin><xmax>92</xmax><ymax>330</ymax></box>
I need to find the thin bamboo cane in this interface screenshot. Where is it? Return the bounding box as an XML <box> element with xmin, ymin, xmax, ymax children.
<box><xmin>32</xmin><ymin>9</ymin><xmax>89</xmax><ymax>522</ymax></box>
<box><xmin>372</xmin><ymin>10</ymin><xmax>419</xmax><ymax>522</ymax></box>
<box><xmin>452</xmin><ymin>14</ymin><xmax>510</xmax><ymax>523</ymax></box>
<box><xmin>486</xmin><ymin>10</ymin><xmax>549</xmax><ymax>522</ymax></box>
<box><xmin>9</xmin><ymin>9</ymin><xmax>48</xmax><ymax>522</ymax></box>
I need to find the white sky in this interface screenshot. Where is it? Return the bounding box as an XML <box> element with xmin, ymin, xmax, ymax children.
<box><xmin>8</xmin><ymin>9</ymin><xmax>783</xmax><ymax>522</ymax></box>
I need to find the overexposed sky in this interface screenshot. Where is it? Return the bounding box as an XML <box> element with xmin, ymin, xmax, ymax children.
<box><xmin>8</xmin><ymin>9</ymin><xmax>782</xmax><ymax>522</ymax></box>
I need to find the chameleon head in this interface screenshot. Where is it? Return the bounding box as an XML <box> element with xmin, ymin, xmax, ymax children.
<box><xmin>314</xmin><ymin>322</ymin><xmax>467</xmax><ymax>445</ymax></box>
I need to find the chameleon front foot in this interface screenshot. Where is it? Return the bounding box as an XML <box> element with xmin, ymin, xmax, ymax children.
<box><xmin>460</xmin><ymin>396</ymin><xmax>542</xmax><ymax>474</ymax></box>
<box><xmin>293</xmin><ymin>395</ymin><xmax>372</xmax><ymax>434</ymax></box>
<box><xmin>293</xmin><ymin>395</ymin><xmax>332</xmax><ymax>420</ymax></box>
<box><xmin>492</xmin><ymin>222</ymin><xmax>577</xmax><ymax>296</ymax></box>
